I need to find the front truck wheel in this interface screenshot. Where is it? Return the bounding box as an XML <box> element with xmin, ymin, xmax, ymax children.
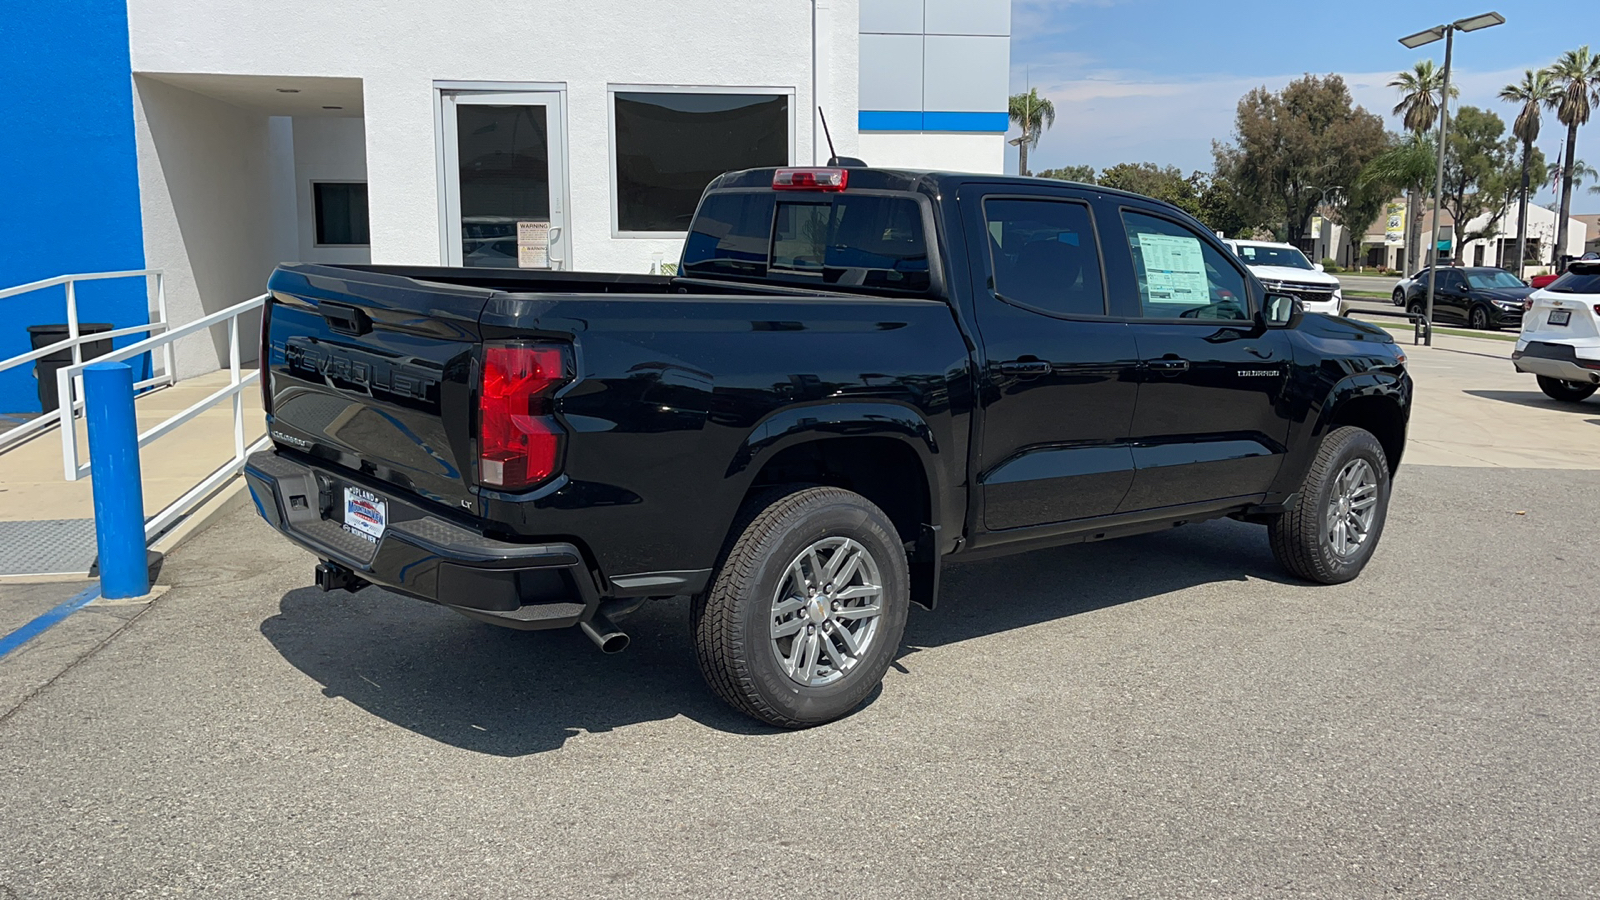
<box><xmin>1536</xmin><ymin>375</ymin><xmax>1598</xmax><ymax>403</ymax></box>
<box><xmin>1269</xmin><ymin>426</ymin><xmax>1392</xmax><ymax>585</ymax></box>
<box><xmin>692</xmin><ymin>487</ymin><xmax>910</xmax><ymax>728</ymax></box>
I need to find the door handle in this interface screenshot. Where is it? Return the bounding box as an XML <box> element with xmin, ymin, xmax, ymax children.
<box><xmin>1147</xmin><ymin>358</ymin><xmax>1190</xmax><ymax>375</ymax></box>
<box><xmin>997</xmin><ymin>359</ymin><xmax>1052</xmax><ymax>378</ymax></box>
<box><xmin>546</xmin><ymin>226</ymin><xmax>563</xmax><ymax>270</ymax></box>
<box><xmin>1245</xmin><ymin>346</ymin><xmax>1274</xmax><ymax>359</ymax></box>
<box><xmin>320</xmin><ymin>303</ymin><xmax>371</xmax><ymax>336</ymax></box>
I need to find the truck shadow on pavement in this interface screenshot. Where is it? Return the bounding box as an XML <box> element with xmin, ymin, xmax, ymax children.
<box><xmin>260</xmin><ymin>518</ymin><xmax>1294</xmax><ymax>756</ymax></box>
<box><xmin>1463</xmin><ymin>389</ymin><xmax>1600</xmax><ymax>413</ymax></box>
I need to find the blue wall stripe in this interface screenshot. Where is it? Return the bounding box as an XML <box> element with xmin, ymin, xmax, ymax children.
<box><xmin>0</xmin><ymin>585</ymin><xmax>103</xmax><ymax>660</ymax></box>
<box><xmin>859</xmin><ymin>110</ymin><xmax>1009</xmax><ymax>133</ymax></box>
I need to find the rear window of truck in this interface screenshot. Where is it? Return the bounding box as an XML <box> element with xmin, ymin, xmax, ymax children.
<box><xmin>682</xmin><ymin>191</ymin><xmax>930</xmax><ymax>293</ymax></box>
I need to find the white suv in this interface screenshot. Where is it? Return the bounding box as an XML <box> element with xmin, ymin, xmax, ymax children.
<box><xmin>1514</xmin><ymin>259</ymin><xmax>1600</xmax><ymax>402</ymax></box>
<box><xmin>1223</xmin><ymin>240</ymin><xmax>1345</xmax><ymax>316</ymax></box>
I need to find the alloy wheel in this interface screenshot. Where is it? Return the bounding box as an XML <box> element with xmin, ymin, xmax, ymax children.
<box><xmin>1325</xmin><ymin>458</ymin><xmax>1379</xmax><ymax>559</ymax></box>
<box><xmin>769</xmin><ymin>537</ymin><xmax>884</xmax><ymax>688</ymax></box>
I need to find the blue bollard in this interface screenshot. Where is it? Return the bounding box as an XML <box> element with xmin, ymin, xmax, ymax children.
<box><xmin>84</xmin><ymin>361</ymin><xmax>149</xmax><ymax>598</ymax></box>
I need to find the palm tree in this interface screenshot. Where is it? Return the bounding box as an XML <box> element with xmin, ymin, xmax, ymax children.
<box><xmin>1545</xmin><ymin>46</ymin><xmax>1600</xmax><ymax>265</ymax></box>
<box><xmin>1008</xmin><ymin>88</ymin><xmax>1055</xmax><ymax>177</ymax></box>
<box><xmin>1499</xmin><ymin>69</ymin><xmax>1558</xmax><ymax>273</ymax></box>
<box><xmin>1389</xmin><ymin>60</ymin><xmax>1458</xmax><ymax>270</ymax></box>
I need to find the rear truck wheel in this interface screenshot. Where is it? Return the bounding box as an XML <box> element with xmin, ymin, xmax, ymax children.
<box><xmin>1268</xmin><ymin>426</ymin><xmax>1391</xmax><ymax>585</ymax></box>
<box><xmin>1468</xmin><ymin>305</ymin><xmax>1489</xmax><ymax>330</ymax></box>
<box><xmin>1392</xmin><ymin>288</ymin><xmax>1405</xmax><ymax>306</ymax></box>
<box><xmin>692</xmin><ymin>486</ymin><xmax>910</xmax><ymax>728</ymax></box>
<box><xmin>1536</xmin><ymin>375</ymin><xmax>1599</xmax><ymax>403</ymax></box>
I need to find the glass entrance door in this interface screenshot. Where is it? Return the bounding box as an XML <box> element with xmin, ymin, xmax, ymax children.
<box><xmin>439</xmin><ymin>91</ymin><xmax>568</xmax><ymax>269</ymax></box>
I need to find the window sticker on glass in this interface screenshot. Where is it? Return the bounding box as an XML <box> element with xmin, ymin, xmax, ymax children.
<box><xmin>1133</xmin><ymin>233</ymin><xmax>1211</xmax><ymax>305</ymax></box>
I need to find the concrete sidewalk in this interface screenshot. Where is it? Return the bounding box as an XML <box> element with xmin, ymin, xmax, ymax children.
<box><xmin>1394</xmin><ymin>331</ymin><xmax>1600</xmax><ymax>470</ymax></box>
<box><xmin>0</xmin><ymin>371</ymin><xmax>263</xmax><ymax>576</ymax></box>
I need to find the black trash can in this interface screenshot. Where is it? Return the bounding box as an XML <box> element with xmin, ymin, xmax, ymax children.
<box><xmin>28</xmin><ymin>323</ymin><xmax>114</xmax><ymax>413</ymax></box>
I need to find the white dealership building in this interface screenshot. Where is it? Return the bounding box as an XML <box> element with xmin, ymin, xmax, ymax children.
<box><xmin>2</xmin><ymin>0</ymin><xmax>1011</xmax><ymax>405</ymax></box>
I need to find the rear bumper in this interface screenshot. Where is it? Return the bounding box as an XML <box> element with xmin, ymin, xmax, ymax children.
<box><xmin>1512</xmin><ymin>342</ymin><xmax>1600</xmax><ymax>384</ymax></box>
<box><xmin>244</xmin><ymin>450</ymin><xmax>601</xmax><ymax>630</ymax></box>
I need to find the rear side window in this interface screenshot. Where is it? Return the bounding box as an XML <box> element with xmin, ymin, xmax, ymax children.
<box><xmin>681</xmin><ymin>192</ymin><xmax>777</xmax><ymax>279</ymax></box>
<box><xmin>1120</xmin><ymin>211</ymin><xmax>1249</xmax><ymax>321</ymax></box>
<box><xmin>682</xmin><ymin>191</ymin><xmax>930</xmax><ymax>292</ymax></box>
<box><xmin>1549</xmin><ymin>267</ymin><xmax>1600</xmax><ymax>294</ymax></box>
<box><xmin>983</xmin><ymin>198</ymin><xmax>1106</xmax><ymax>316</ymax></box>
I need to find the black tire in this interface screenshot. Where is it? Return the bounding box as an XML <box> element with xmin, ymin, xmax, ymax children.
<box><xmin>1268</xmin><ymin>426</ymin><xmax>1392</xmax><ymax>585</ymax></box>
<box><xmin>692</xmin><ymin>486</ymin><xmax>910</xmax><ymax>728</ymax></box>
<box><xmin>1536</xmin><ymin>375</ymin><xmax>1598</xmax><ymax>403</ymax></box>
<box><xmin>1468</xmin><ymin>305</ymin><xmax>1489</xmax><ymax>330</ymax></box>
<box><xmin>1406</xmin><ymin>299</ymin><xmax>1423</xmax><ymax>318</ymax></box>
<box><xmin>1391</xmin><ymin>288</ymin><xmax>1405</xmax><ymax>306</ymax></box>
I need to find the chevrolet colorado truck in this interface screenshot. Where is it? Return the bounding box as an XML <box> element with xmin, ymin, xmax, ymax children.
<box><xmin>245</xmin><ymin>166</ymin><xmax>1412</xmax><ymax>727</ymax></box>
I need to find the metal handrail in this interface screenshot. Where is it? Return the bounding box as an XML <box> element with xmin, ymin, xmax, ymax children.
<box><xmin>0</xmin><ymin>269</ymin><xmax>169</xmax><ymax>451</ymax></box>
<box><xmin>54</xmin><ymin>293</ymin><xmax>268</xmax><ymax>541</ymax></box>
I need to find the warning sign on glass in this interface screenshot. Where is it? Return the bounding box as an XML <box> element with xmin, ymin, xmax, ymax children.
<box><xmin>517</xmin><ymin>221</ymin><xmax>550</xmax><ymax>269</ymax></box>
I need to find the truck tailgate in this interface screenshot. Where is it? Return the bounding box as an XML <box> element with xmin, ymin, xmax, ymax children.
<box><xmin>263</xmin><ymin>266</ymin><xmax>491</xmax><ymax>513</ymax></box>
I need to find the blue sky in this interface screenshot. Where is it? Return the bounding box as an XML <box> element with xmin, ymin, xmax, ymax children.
<box><xmin>1007</xmin><ymin>0</ymin><xmax>1599</xmax><ymax>212</ymax></box>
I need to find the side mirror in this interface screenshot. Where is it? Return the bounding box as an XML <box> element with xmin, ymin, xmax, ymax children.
<box><xmin>1264</xmin><ymin>293</ymin><xmax>1300</xmax><ymax>326</ymax></box>
<box><xmin>1313</xmin><ymin>263</ymin><xmax>1325</xmax><ymax>273</ymax></box>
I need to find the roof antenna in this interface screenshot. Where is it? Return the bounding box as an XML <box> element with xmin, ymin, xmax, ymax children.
<box><xmin>818</xmin><ymin>107</ymin><xmax>867</xmax><ymax>168</ymax></box>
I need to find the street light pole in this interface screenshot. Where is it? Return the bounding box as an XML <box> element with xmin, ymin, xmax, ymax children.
<box><xmin>1422</xmin><ymin>26</ymin><xmax>1453</xmax><ymax>346</ymax></box>
<box><xmin>1397</xmin><ymin>10</ymin><xmax>1504</xmax><ymax>348</ymax></box>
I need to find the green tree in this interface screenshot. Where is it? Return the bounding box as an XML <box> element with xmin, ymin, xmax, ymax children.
<box><xmin>1096</xmin><ymin>163</ymin><xmax>1205</xmax><ymax>217</ymax></box>
<box><xmin>1195</xmin><ymin>164</ymin><xmax>1256</xmax><ymax>238</ymax></box>
<box><xmin>1390</xmin><ymin>59</ymin><xmax>1459</xmax><ymax>270</ymax></box>
<box><xmin>1217</xmin><ymin>74</ymin><xmax>1388</xmax><ymax>243</ymax></box>
<box><xmin>1008</xmin><ymin>89</ymin><xmax>1056</xmax><ymax>177</ymax></box>
<box><xmin>1545</xmin><ymin>46</ymin><xmax>1600</xmax><ymax>264</ymax></box>
<box><xmin>1358</xmin><ymin>133</ymin><xmax>1436</xmax><ymax>268</ymax></box>
<box><xmin>1037</xmin><ymin>164</ymin><xmax>1096</xmax><ymax>184</ymax></box>
<box><xmin>1500</xmin><ymin>69</ymin><xmax>1559</xmax><ymax>270</ymax></box>
<box><xmin>1440</xmin><ymin>106</ymin><xmax>1513</xmax><ymax>245</ymax></box>
<box><xmin>1329</xmin><ymin>177</ymin><xmax>1388</xmax><ymax>268</ymax></box>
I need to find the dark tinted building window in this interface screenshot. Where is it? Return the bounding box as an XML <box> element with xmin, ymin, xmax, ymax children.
<box><xmin>983</xmin><ymin>198</ymin><xmax>1105</xmax><ymax>316</ymax></box>
<box><xmin>614</xmin><ymin>93</ymin><xmax>789</xmax><ymax>233</ymax></box>
<box><xmin>314</xmin><ymin>182</ymin><xmax>370</xmax><ymax>246</ymax></box>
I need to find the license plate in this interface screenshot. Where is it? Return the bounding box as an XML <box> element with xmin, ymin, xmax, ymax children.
<box><xmin>1549</xmin><ymin>309</ymin><xmax>1571</xmax><ymax>326</ymax></box>
<box><xmin>343</xmin><ymin>487</ymin><xmax>387</xmax><ymax>542</ymax></box>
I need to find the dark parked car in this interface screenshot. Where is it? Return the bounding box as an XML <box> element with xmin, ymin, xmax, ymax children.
<box><xmin>1403</xmin><ymin>266</ymin><xmax>1531</xmax><ymax>329</ymax></box>
<box><xmin>246</xmin><ymin>167</ymin><xmax>1412</xmax><ymax>727</ymax></box>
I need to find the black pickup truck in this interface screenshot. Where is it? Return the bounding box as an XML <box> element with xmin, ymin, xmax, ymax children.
<box><xmin>246</xmin><ymin>166</ymin><xmax>1411</xmax><ymax>727</ymax></box>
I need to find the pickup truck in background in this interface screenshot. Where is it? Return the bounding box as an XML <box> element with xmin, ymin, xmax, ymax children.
<box><xmin>246</xmin><ymin>166</ymin><xmax>1412</xmax><ymax>727</ymax></box>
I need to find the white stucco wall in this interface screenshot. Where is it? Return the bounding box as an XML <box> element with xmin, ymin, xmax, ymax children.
<box><xmin>291</xmin><ymin>116</ymin><xmax>371</xmax><ymax>266</ymax></box>
<box><xmin>132</xmin><ymin>75</ymin><xmax>274</xmax><ymax>377</ymax></box>
<box><xmin>127</xmin><ymin>0</ymin><xmax>859</xmax><ymax>278</ymax></box>
<box><xmin>857</xmin><ymin>132</ymin><xmax>1005</xmax><ymax>173</ymax></box>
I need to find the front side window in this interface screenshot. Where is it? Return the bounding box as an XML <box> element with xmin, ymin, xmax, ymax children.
<box><xmin>984</xmin><ymin>198</ymin><xmax>1106</xmax><ymax>316</ymax></box>
<box><xmin>1121</xmin><ymin>211</ymin><xmax>1248</xmax><ymax>321</ymax></box>
<box><xmin>613</xmin><ymin>92</ymin><xmax>789</xmax><ymax>233</ymax></box>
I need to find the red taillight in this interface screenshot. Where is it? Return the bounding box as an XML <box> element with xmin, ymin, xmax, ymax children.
<box><xmin>1593</xmin><ymin>304</ymin><xmax>1600</xmax><ymax>318</ymax></box>
<box><xmin>773</xmin><ymin>167</ymin><xmax>848</xmax><ymax>191</ymax></box>
<box><xmin>479</xmin><ymin>344</ymin><xmax>569</xmax><ymax>490</ymax></box>
<box><xmin>1523</xmin><ymin>298</ymin><xmax>1533</xmax><ymax>311</ymax></box>
<box><xmin>259</xmin><ymin>301</ymin><xmax>273</xmax><ymax>416</ymax></box>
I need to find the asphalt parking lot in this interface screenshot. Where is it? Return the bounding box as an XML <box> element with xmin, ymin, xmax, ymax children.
<box><xmin>3</xmin><ymin>340</ymin><xmax>1599</xmax><ymax>898</ymax></box>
